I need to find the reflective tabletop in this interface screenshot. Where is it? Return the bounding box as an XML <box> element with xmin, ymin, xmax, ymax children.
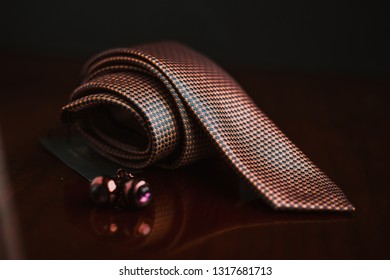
<box><xmin>0</xmin><ymin>54</ymin><xmax>389</xmax><ymax>259</ymax></box>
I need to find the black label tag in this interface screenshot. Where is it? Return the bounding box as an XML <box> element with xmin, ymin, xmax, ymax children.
<box><xmin>40</xmin><ymin>136</ymin><xmax>134</xmax><ymax>181</ymax></box>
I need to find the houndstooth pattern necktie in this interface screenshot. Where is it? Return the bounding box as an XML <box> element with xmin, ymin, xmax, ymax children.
<box><xmin>61</xmin><ymin>42</ymin><xmax>354</xmax><ymax>212</ymax></box>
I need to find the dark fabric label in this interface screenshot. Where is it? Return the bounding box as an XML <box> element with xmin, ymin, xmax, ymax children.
<box><xmin>40</xmin><ymin>136</ymin><xmax>135</xmax><ymax>181</ymax></box>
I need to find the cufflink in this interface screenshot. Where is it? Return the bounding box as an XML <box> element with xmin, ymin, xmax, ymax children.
<box><xmin>89</xmin><ymin>169</ymin><xmax>152</xmax><ymax>209</ymax></box>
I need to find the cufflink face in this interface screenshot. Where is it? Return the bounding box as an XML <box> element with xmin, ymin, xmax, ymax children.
<box><xmin>89</xmin><ymin>170</ymin><xmax>151</xmax><ymax>209</ymax></box>
<box><xmin>122</xmin><ymin>179</ymin><xmax>152</xmax><ymax>208</ymax></box>
<box><xmin>90</xmin><ymin>176</ymin><xmax>118</xmax><ymax>206</ymax></box>
<box><xmin>135</xmin><ymin>181</ymin><xmax>152</xmax><ymax>206</ymax></box>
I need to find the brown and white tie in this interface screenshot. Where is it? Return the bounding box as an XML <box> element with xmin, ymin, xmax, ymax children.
<box><xmin>61</xmin><ymin>41</ymin><xmax>355</xmax><ymax>212</ymax></box>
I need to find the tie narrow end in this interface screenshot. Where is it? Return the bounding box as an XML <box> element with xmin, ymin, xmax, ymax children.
<box><xmin>269</xmin><ymin>201</ymin><xmax>356</xmax><ymax>212</ymax></box>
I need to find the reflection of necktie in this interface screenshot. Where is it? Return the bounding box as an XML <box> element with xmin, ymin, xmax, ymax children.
<box><xmin>61</xmin><ymin>42</ymin><xmax>354</xmax><ymax>212</ymax></box>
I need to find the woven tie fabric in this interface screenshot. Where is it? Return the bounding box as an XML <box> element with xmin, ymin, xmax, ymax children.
<box><xmin>61</xmin><ymin>42</ymin><xmax>354</xmax><ymax>212</ymax></box>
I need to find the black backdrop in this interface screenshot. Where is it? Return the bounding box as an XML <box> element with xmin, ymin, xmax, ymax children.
<box><xmin>1</xmin><ymin>0</ymin><xmax>389</xmax><ymax>74</ymax></box>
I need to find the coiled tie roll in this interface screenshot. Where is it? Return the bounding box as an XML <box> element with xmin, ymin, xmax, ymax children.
<box><xmin>62</xmin><ymin>42</ymin><xmax>355</xmax><ymax>211</ymax></box>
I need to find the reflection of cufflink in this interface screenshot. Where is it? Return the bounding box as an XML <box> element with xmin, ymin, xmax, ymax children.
<box><xmin>89</xmin><ymin>169</ymin><xmax>152</xmax><ymax>209</ymax></box>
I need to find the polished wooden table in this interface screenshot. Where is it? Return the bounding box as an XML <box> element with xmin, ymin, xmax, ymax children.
<box><xmin>0</xmin><ymin>54</ymin><xmax>389</xmax><ymax>259</ymax></box>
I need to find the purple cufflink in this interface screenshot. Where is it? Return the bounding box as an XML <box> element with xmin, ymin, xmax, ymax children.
<box><xmin>89</xmin><ymin>169</ymin><xmax>152</xmax><ymax>209</ymax></box>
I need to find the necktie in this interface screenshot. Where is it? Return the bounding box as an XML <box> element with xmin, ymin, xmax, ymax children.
<box><xmin>61</xmin><ymin>42</ymin><xmax>354</xmax><ymax>212</ymax></box>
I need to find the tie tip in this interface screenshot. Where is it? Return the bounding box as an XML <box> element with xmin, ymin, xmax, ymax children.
<box><xmin>270</xmin><ymin>202</ymin><xmax>356</xmax><ymax>212</ymax></box>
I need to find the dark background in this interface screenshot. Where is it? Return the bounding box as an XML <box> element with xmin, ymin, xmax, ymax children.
<box><xmin>1</xmin><ymin>0</ymin><xmax>390</xmax><ymax>259</ymax></box>
<box><xmin>1</xmin><ymin>0</ymin><xmax>389</xmax><ymax>74</ymax></box>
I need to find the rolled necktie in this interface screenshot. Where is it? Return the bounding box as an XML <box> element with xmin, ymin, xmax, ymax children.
<box><xmin>61</xmin><ymin>42</ymin><xmax>354</xmax><ymax>212</ymax></box>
